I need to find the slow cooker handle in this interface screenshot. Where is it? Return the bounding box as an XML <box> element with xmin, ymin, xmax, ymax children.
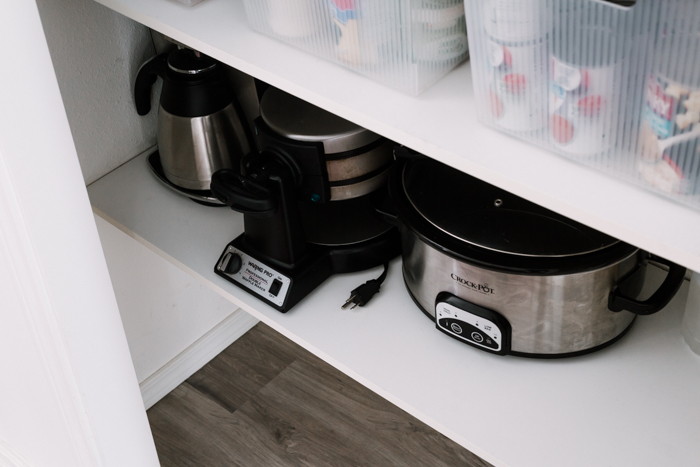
<box><xmin>608</xmin><ymin>255</ymin><xmax>686</xmax><ymax>315</ymax></box>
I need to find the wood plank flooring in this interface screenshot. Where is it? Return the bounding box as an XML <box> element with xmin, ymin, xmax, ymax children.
<box><xmin>147</xmin><ymin>323</ymin><xmax>492</xmax><ymax>467</ymax></box>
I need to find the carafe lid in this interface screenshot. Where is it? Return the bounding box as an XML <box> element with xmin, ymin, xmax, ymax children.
<box><xmin>260</xmin><ymin>87</ymin><xmax>382</xmax><ymax>154</ymax></box>
<box><xmin>403</xmin><ymin>158</ymin><xmax>619</xmax><ymax>257</ymax></box>
<box><xmin>167</xmin><ymin>48</ymin><xmax>217</xmax><ymax>75</ymax></box>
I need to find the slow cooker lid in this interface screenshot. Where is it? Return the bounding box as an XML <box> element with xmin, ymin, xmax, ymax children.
<box><xmin>260</xmin><ymin>87</ymin><xmax>382</xmax><ymax>154</ymax></box>
<box><xmin>404</xmin><ymin>159</ymin><xmax>619</xmax><ymax>257</ymax></box>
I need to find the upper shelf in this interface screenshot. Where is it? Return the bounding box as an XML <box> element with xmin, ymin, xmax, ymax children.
<box><xmin>94</xmin><ymin>0</ymin><xmax>700</xmax><ymax>272</ymax></box>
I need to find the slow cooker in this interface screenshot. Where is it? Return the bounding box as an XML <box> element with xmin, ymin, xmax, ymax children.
<box><xmin>387</xmin><ymin>155</ymin><xmax>686</xmax><ymax>357</ymax></box>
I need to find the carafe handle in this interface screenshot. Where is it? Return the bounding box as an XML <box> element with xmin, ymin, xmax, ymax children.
<box><xmin>134</xmin><ymin>53</ymin><xmax>167</xmax><ymax>116</ymax></box>
<box><xmin>609</xmin><ymin>254</ymin><xmax>686</xmax><ymax>315</ymax></box>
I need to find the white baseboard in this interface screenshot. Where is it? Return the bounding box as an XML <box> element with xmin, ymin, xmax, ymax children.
<box><xmin>139</xmin><ymin>310</ymin><xmax>259</xmax><ymax>410</ymax></box>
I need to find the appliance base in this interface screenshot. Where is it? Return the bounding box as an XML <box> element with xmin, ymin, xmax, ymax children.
<box><xmin>402</xmin><ymin>270</ymin><xmax>636</xmax><ymax>359</ymax></box>
<box><xmin>216</xmin><ymin>228</ymin><xmax>401</xmax><ymax>312</ymax></box>
<box><xmin>148</xmin><ymin>151</ymin><xmax>226</xmax><ymax>207</ymax></box>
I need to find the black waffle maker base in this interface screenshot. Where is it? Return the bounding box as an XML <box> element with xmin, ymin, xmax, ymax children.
<box><xmin>215</xmin><ymin>228</ymin><xmax>400</xmax><ymax>312</ymax></box>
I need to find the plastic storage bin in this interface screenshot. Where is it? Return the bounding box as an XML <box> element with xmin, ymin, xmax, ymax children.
<box><xmin>466</xmin><ymin>0</ymin><xmax>700</xmax><ymax>210</ymax></box>
<box><xmin>683</xmin><ymin>271</ymin><xmax>700</xmax><ymax>356</ymax></box>
<box><xmin>173</xmin><ymin>0</ymin><xmax>207</xmax><ymax>6</ymax></box>
<box><xmin>242</xmin><ymin>0</ymin><xmax>470</xmax><ymax>95</ymax></box>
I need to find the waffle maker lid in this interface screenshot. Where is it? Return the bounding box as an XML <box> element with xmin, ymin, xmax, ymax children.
<box><xmin>260</xmin><ymin>87</ymin><xmax>382</xmax><ymax>154</ymax></box>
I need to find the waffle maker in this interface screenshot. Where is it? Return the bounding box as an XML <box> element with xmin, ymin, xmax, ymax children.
<box><xmin>211</xmin><ymin>88</ymin><xmax>401</xmax><ymax>312</ymax></box>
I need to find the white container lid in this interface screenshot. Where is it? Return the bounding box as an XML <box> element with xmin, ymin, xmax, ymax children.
<box><xmin>483</xmin><ymin>0</ymin><xmax>551</xmax><ymax>43</ymax></box>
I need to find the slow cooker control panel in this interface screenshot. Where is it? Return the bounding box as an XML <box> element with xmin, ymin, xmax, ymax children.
<box><xmin>435</xmin><ymin>293</ymin><xmax>511</xmax><ymax>355</ymax></box>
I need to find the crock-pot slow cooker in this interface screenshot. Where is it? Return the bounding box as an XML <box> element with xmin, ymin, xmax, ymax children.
<box><xmin>387</xmin><ymin>155</ymin><xmax>686</xmax><ymax>357</ymax></box>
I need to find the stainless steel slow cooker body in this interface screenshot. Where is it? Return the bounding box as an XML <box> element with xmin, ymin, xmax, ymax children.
<box><xmin>389</xmin><ymin>155</ymin><xmax>686</xmax><ymax>357</ymax></box>
<box><xmin>402</xmin><ymin>230</ymin><xmax>643</xmax><ymax>355</ymax></box>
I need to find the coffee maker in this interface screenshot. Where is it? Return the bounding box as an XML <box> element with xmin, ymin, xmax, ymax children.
<box><xmin>135</xmin><ymin>47</ymin><xmax>250</xmax><ymax>200</ymax></box>
<box><xmin>211</xmin><ymin>88</ymin><xmax>400</xmax><ymax>312</ymax></box>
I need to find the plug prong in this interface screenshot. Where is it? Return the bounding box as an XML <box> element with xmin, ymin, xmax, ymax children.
<box><xmin>342</xmin><ymin>295</ymin><xmax>357</xmax><ymax>309</ymax></box>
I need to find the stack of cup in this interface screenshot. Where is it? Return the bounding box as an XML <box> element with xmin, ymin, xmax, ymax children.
<box><xmin>482</xmin><ymin>0</ymin><xmax>549</xmax><ymax>134</ymax></box>
<box><xmin>328</xmin><ymin>0</ymin><xmax>367</xmax><ymax>66</ymax></box>
<box><xmin>411</xmin><ymin>0</ymin><xmax>469</xmax><ymax>64</ymax></box>
<box><xmin>549</xmin><ymin>25</ymin><xmax>622</xmax><ymax>157</ymax></box>
<box><xmin>268</xmin><ymin>0</ymin><xmax>322</xmax><ymax>39</ymax></box>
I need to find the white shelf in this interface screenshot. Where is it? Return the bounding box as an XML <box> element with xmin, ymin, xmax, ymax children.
<box><xmin>88</xmin><ymin>151</ymin><xmax>700</xmax><ymax>467</ymax></box>
<box><xmin>95</xmin><ymin>0</ymin><xmax>700</xmax><ymax>273</ymax></box>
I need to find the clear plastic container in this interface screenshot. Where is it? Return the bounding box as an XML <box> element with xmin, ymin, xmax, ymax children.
<box><xmin>242</xmin><ymin>0</ymin><xmax>470</xmax><ymax>95</ymax></box>
<box><xmin>683</xmin><ymin>271</ymin><xmax>700</xmax><ymax>356</ymax></box>
<box><xmin>173</xmin><ymin>0</ymin><xmax>207</xmax><ymax>6</ymax></box>
<box><xmin>466</xmin><ymin>0</ymin><xmax>700</xmax><ymax>210</ymax></box>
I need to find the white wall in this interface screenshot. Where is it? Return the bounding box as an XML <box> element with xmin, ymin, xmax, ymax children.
<box><xmin>95</xmin><ymin>213</ymin><xmax>259</xmax><ymax>409</ymax></box>
<box><xmin>94</xmin><ymin>214</ymin><xmax>249</xmax><ymax>384</ymax></box>
<box><xmin>36</xmin><ymin>0</ymin><xmax>158</xmax><ymax>184</ymax></box>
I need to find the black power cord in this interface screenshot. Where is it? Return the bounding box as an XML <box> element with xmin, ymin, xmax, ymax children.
<box><xmin>341</xmin><ymin>263</ymin><xmax>389</xmax><ymax>310</ymax></box>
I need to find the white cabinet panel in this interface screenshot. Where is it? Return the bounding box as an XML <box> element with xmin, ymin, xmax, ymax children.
<box><xmin>95</xmin><ymin>214</ymin><xmax>256</xmax><ymax>394</ymax></box>
<box><xmin>1</xmin><ymin>2</ymin><xmax>159</xmax><ymax>465</ymax></box>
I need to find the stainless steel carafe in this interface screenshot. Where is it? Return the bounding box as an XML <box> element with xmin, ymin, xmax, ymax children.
<box><xmin>135</xmin><ymin>48</ymin><xmax>250</xmax><ymax>191</ymax></box>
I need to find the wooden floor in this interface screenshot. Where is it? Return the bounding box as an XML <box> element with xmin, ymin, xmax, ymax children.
<box><xmin>147</xmin><ymin>323</ymin><xmax>492</xmax><ymax>467</ymax></box>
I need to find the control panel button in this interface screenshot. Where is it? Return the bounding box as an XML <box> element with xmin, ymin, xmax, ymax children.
<box><xmin>437</xmin><ymin>318</ymin><xmax>500</xmax><ymax>350</ymax></box>
<box><xmin>222</xmin><ymin>253</ymin><xmax>242</xmax><ymax>275</ymax></box>
<box><xmin>216</xmin><ymin>246</ymin><xmax>291</xmax><ymax>309</ymax></box>
<box><xmin>435</xmin><ymin>293</ymin><xmax>511</xmax><ymax>355</ymax></box>
<box><xmin>269</xmin><ymin>279</ymin><xmax>283</xmax><ymax>297</ymax></box>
